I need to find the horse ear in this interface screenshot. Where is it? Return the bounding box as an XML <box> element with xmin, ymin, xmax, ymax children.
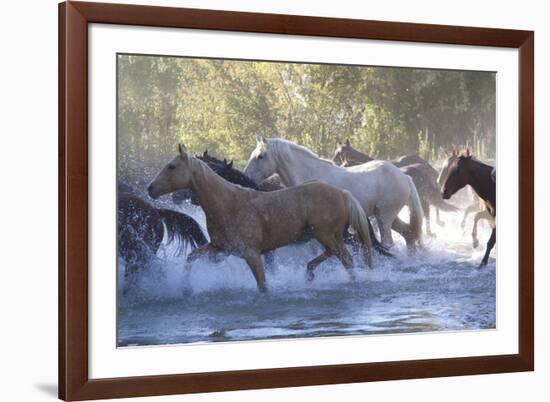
<box><xmin>178</xmin><ymin>144</ymin><xmax>189</xmax><ymax>161</ymax></box>
<box><xmin>345</xmin><ymin>138</ymin><xmax>351</xmax><ymax>146</ymax></box>
<box><xmin>256</xmin><ymin>134</ymin><xmax>266</xmax><ymax>144</ymax></box>
<box><xmin>203</xmin><ymin>150</ymin><xmax>208</xmax><ymax>157</ymax></box>
<box><xmin>465</xmin><ymin>148</ymin><xmax>471</xmax><ymax>158</ymax></box>
<box><xmin>228</xmin><ymin>160</ymin><xmax>233</xmax><ymax>168</ymax></box>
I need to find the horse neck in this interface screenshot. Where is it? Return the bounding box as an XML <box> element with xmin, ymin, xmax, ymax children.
<box><xmin>189</xmin><ymin>160</ymin><xmax>237</xmax><ymax>219</ymax></box>
<box><xmin>464</xmin><ymin>160</ymin><xmax>493</xmax><ymax>202</ymax></box>
<box><xmin>275</xmin><ymin>145</ymin><xmax>337</xmax><ymax>186</ymax></box>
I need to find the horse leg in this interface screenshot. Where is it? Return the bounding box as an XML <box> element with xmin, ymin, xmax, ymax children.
<box><xmin>471</xmin><ymin>210</ymin><xmax>491</xmax><ymax>248</ymax></box>
<box><xmin>244</xmin><ymin>252</ymin><xmax>267</xmax><ymax>293</ymax></box>
<box><xmin>334</xmin><ymin>241</ymin><xmax>356</xmax><ymax>279</ymax></box>
<box><xmin>392</xmin><ymin>217</ymin><xmax>416</xmax><ymax>250</ymax></box>
<box><xmin>187</xmin><ymin>243</ymin><xmax>218</xmax><ymax>263</ymax></box>
<box><xmin>306</xmin><ymin>251</ymin><xmax>332</xmax><ymax>281</ymax></box>
<box><xmin>309</xmin><ymin>232</ymin><xmax>351</xmax><ymax>281</ymax></box>
<box><xmin>375</xmin><ymin>214</ymin><xmax>394</xmax><ymax>249</ymax></box>
<box><xmin>461</xmin><ymin>202</ymin><xmax>477</xmax><ymax>228</ymax></box>
<box><xmin>479</xmin><ymin>228</ymin><xmax>496</xmax><ymax>268</ymax></box>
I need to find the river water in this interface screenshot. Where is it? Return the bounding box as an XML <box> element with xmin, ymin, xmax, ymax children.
<box><xmin>117</xmin><ymin>199</ymin><xmax>496</xmax><ymax>347</ymax></box>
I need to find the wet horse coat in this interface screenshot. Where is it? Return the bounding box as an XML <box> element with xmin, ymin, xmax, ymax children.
<box><xmin>148</xmin><ymin>145</ymin><xmax>374</xmax><ymax>292</ymax></box>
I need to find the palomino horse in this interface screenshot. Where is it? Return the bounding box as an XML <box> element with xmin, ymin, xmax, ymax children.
<box><xmin>118</xmin><ymin>190</ymin><xmax>208</xmax><ymax>284</ymax></box>
<box><xmin>148</xmin><ymin>145</ymin><xmax>374</xmax><ymax>292</ymax></box>
<box><xmin>244</xmin><ymin>137</ymin><xmax>424</xmax><ymax>249</ymax></box>
<box><xmin>437</xmin><ymin>150</ymin><xmax>492</xmax><ymax>248</ymax></box>
<box><xmin>179</xmin><ymin>152</ymin><xmax>392</xmax><ymax>258</ymax></box>
<box><xmin>331</xmin><ymin>139</ymin><xmax>457</xmax><ymax>237</ymax></box>
<box><xmin>441</xmin><ymin>151</ymin><xmax>496</xmax><ymax>267</ymax></box>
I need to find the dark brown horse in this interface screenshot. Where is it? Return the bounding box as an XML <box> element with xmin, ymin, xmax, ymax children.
<box><xmin>332</xmin><ymin>139</ymin><xmax>457</xmax><ymax>236</ymax></box>
<box><xmin>441</xmin><ymin>151</ymin><xmax>496</xmax><ymax>267</ymax></box>
<box><xmin>118</xmin><ymin>190</ymin><xmax>208</xmax><ymax>283</ymax></box>
<box><xmin>438</xmin><ymin>150</ymin><xmax>493</xmax><ymax>247</ymax></box>
<box><xmin>333</xmin><ymin>139</ymin><xmax>427</xmax><ymax>168</ymax></box>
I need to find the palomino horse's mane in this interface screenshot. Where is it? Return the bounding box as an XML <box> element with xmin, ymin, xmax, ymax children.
<box><xmin>268</xmin><ymin>138</ymin><xmax>336</xmax><ymax>167</ymax></box>
<box><xmin>187</xmin><ymin>154</ymin><xmax>215</xmax><ymax>184</ymax></box>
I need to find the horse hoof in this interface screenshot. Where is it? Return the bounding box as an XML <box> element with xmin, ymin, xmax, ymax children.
<box><xmin>472</xmin><ymin>240</ymin><xmax>479</xmax><ymax>248</ymax></box>
<box><xmin>258</xmin><ymin>284</ymin><xmax>268</xmax><ymax>293</ymax></box>
<box><xmin>306</xmin><ymin>271</ymin><xmax>315</xmax><ymax>282</ymax></box>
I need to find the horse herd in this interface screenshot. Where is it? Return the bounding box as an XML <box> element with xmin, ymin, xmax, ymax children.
<box><xmin>119</xmin><ymin>137</ymin><xmax>496</xmax><ymax>293</ymax></box>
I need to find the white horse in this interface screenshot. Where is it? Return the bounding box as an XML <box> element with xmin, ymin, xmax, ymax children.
<box><xmin>244</xmin><ymin>136</ymin><xmax>424</xmax><ymax>249</ymax></box>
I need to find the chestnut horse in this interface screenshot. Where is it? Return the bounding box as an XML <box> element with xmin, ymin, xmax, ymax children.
<box><xmin>440</xmin><ymin>151</ymin><xmax>496</xmax><ymax>267</ymax></box>
<box><xmin>148</xmin><ymin>145</ymin><xmax>374</xmax><ymax>292</ymax></box>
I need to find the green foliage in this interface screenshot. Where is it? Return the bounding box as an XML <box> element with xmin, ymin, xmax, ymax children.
<box><xmin>117</xmin><ymin>55</ymin><xmax>496</xmax><ymax>185</ymax></box>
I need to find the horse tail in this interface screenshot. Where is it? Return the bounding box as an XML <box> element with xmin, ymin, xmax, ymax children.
<box><xmin>344</xmin><ymin>191</ymin><xmax>373</xmax><ymax>270</ymax></box>
<box><xmin>156</xmin><ymin>209</ymin><xmax>208</xmax><ymax>256</ymax></box>
<box><xmin>406</xmin><ymin>176</ymin><xmax>424</xmax><ymax>246</ymax></box>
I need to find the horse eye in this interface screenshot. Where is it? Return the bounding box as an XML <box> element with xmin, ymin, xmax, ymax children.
<box><xmin>168</xmin><ymin>164</ymin><xmax>176</xmax><ymax>170</ymax></box>
<box><xmin>258</xmin><ymin>154</ymin><xmax>264</xmax><ymax>160</ymax></box>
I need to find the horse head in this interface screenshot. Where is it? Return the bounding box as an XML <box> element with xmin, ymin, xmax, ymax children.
<box><xmin>148</xmin><ymin>144</ymin><xmax>194</xmax><ymax>199</ymax></box>
<box><xmin>332</xmin><ymin>138</ymin><xmax>353</xmax><ymax>166</ymax></box>
<box><xmin>243</xmin><ymin>135</ymin><xmax>278</xmax><ymax>184</ymax></box>
<box><xmin>437</xmin><ymin>148</ymin><xmax>460</xmax><ymax>191</ymax></box>
<box><xmin>441</xmin><ymin>150</ymin><xmax>472</xmax><ymax>199</ymax></box>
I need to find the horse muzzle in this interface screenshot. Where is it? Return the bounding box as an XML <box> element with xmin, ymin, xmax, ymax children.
<box><xmin>147</xmin><ymin>184</ymin><xmax>160</xmax><ymax>200</ymax></box>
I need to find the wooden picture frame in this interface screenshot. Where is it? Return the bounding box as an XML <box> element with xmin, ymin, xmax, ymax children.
<box><xmin>59</xmin><ymin>1</ymin><xmax>534</xmax><ymax>400</ymax></box>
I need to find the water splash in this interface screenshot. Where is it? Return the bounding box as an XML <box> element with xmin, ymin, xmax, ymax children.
<box><xmin>118</xmin><ymin>196</ymin><xmax>496</xmax><ymax>347</ymax></box>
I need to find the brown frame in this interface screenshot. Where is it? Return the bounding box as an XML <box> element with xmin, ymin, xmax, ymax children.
<box><xmin>59</xmin><ymin>1</ymin><xmax>534</xmax><ymax>400</ymax></box>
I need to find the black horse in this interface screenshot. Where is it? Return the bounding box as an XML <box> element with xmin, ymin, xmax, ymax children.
<box><xmin>118</xmin><ymin>184</ymin><xmax>208</xmax><ymax>283</ymax></box>
<box><xmin>174</xmin><ymin>151</ymin><xmax>392</xmax><ymax>260</ymax></box>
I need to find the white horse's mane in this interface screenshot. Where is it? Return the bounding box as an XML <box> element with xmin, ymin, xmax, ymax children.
<box><xmin>267</xmin><ymin>138</ymin><xmax>336</xmax><ymax>166</ymax></box>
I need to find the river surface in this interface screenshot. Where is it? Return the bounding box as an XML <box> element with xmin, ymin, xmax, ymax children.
<box><xmin>117</xmin><ymin>198</ymin><xmax>496</xmax><ymax>347</ymax></box>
